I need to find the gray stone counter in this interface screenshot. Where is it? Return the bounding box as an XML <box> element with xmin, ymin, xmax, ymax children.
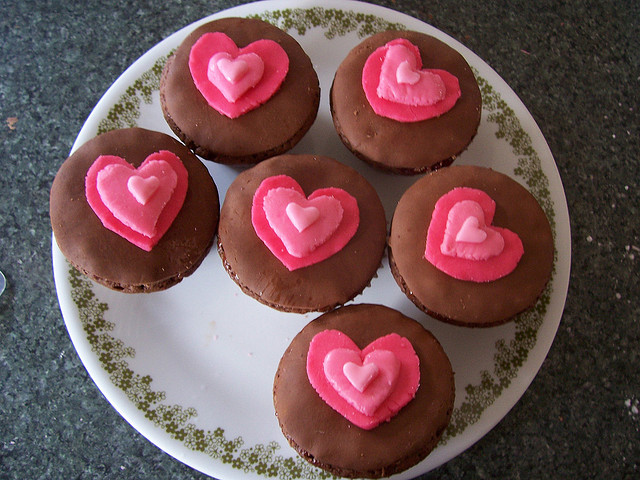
<box><xmin>1</xmin><ymin>0</ymin><xmax>637</xmax><ymax>478</ymax></box>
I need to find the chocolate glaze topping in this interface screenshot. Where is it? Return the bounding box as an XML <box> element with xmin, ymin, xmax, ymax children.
<box><xmin>217</xmin><ymin>154</ymin><xmax>387</xmax><ymax>313</ymax></box>
<box><xmin>389</xmin><ymin>165</ymin><xmax>554</xmax><ymax>326</ymax></box>
<box><xmin>330</xmin><ymin>30</ymin><xmax>482</xmax><ymax>174</ymax></box>
<box><xmin>160</xmin><ymin>17</ymin><xmax>320</xmax><ymax>164</ymax></box>
<box><xmin>50</xmin><ymin>128</ymin><xmax>219</xmax><ymax>293</ymax></box>
<box><xmin>273</xmin><ymin>304</ymin><xmax>455</xmax><ymax>478</ymax></box>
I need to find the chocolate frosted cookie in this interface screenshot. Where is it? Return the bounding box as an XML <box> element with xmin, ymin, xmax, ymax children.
<box><xmin>330</xmin><ymin>30</ymin><xmax>482</xmax><ymax>174</ymax></box>
<box><xmin>160</xmin><ymin>17</ymin><xmax>320</xmax><ymax>164</ymax></box>
<box><xmin>50</xmin><ymin>127</ymin><xmax>219</xmax><ymax>293</ymax></box>
<box><xmin>217</xmin><ymin>154</ymin><xmax>387</xmax><ymax>313</ymax></box>
<box><xmin>389</xmin><ymin>165</ymin><xmax>554</xmax><ymax>326</ymax></box>
<box><xmin>273</xmin><ymin>303</ymin><xmax>455</xmax><ymax>478</ymax></box>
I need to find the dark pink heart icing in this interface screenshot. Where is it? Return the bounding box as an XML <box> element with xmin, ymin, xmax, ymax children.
<box><xmin>362</xmin><ymin>38</ymin><xmax>461</xmax><ymax>122</ymax></box>
<box><xmin>425</xmin><ymin>187</ymin><xmax>524</xmax><ymax>282</ymax></box>
<box><xmin>189</xmin><ymin>32</ymin><xmax>289</xmax><ymax>118</ymax></box>
<box><xmin>306</xmin><ymin>329</ymin><xmax>420</xmax><ymax>430</ymax></box>
<box><xmin>85</xmin><ymin>151</ymin><xmax>188</xmax><ymax>251</ymax></box>
<box><xmin>251</xmin><ymin>175</ymin><xmax>359</xmax><ymax>271</ymax></box>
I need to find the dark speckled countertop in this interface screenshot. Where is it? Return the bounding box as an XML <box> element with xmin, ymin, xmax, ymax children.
<box><xmin>1</xmin><ymin>0</ymin><xmax>638</xmax><ymax>479</ymax></box>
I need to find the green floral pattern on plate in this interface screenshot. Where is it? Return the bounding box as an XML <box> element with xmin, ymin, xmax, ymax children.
<box><xmin>75</xmin><ymin>7</ymin><xmax>557</xmax><ymax>477</ymax></box>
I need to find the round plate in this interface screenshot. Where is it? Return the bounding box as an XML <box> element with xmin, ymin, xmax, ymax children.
<box><xmin>52</xmin><ymin>1</ymin><xmax>571</xmax><ymax>479</ymax></box>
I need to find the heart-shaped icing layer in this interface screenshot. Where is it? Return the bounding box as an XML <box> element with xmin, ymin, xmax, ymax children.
<box><xmin>208</xmin><ymin>51</ymin><xmax>265</xmax><ymax>103</ymax></box>
<box><xmin>85</xmin><ymin>151</ymin><xmax>188</xmax><ymax>251</ymax></box>
<box><xmin>362</xmin><ymin>38</ymin><xmax>461</xmax><ymax>122</ymax></box>
<box><xmin>307</xmin><ymin>330</ymin><xmax>420</xmax><ymax>430</ymax></box>
<box><xmin>189</xmin><ymin>32</ymin><xmax>289</xmax><ymax>118</ymax></box>
<box><xmin>342</xmin><ymin>359</ymin><xmax>380</xmax><ymax>393</ymax></box>
<box><xmin>378</xmin><ymin>44</ymin><xmax>447</xmax><ymax>106</ymax></box>
<box><xmin>441</xmin><ymin>199</ymin><xmax>506</xmax><ymax>260</ymax></box>
<box><xmin>97</xmin><ymin>161</ymin><xmax>177</xmax><ymax>239</ymax></box>
<box><xmin>127</xmin><ymin>175</ymin><xmax>161</xmax><ymax>205</ymax></box>
<box><xmin>324</xmin><ymin>348</ymin><xmax>400</xmax><ymax>416</ymax></box>
<box><xmin>263</xmin><ymin>187</ymin><xmax>344</xmax><ymax>258</ymax></box>
<box><xmin>285</xmin><ymin>202</ymin><xmax>320</xmax><ymax>233</ymax></box>
<box><xmin>425</xmin><ymin>187</ymin><xmax>524</xmax><ymax>282</ymax></box>
<box><xmin>252</xmin><ymin>175</ymin><xmax>359</xmax><ymax>271</ymax></box>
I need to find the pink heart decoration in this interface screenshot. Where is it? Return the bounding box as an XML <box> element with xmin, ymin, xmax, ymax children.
<box><xmin>208</xmin><ymin>52</ymin><xmax>265</xmax><ymax>103</ymax></box>
<box><xmin>189</xmin><ymin>32</ymin><xmax>289</xmax><ymax>118</ymax></box>
<box><xmin>377</xmin><ymin>44</ymin><xmax>447</xmax><ymax>106</ymax></box>
<box><xmin>252</xmin><ymin>175</ymin><xmax>359</xmax><ymax>271</ymax></box>
<box><xmin>307</xmin><ymin>330</ymin><xmax>420</xmax><ymax>430</ymax></box>
<box><xmin>395</xmin><ymin>60</ymin><xmax>421</xmax><ymax>85</ymax></box>
<box><xmin>342</xmin><ymin>360</ymin><xmax>380</xmax><ymax>393</ymax></box>
<box><xmin>85</xmin><ymin>151</ymin><xmax>188</xmax><ymax>251</ymax></box>
<box><xmin>362</xmin><ymin>38</ymin><xmax>461</xmax><ymax>122</ymax></box>
<box><xmin>441</xmin><ymin>199</ymin><xmax>506</xmax><ymax>260</ymax></box>
<box><xmin>127</xmin><ymin>175</ymin><xmax>161</xmax><ymax>206</ymax></box>
<box><xmin>425</xmin><ymin>187</ymin><xmax>524</xmax><ymax>282</ymax></box>
<box><xmin>263</xmin><ymin>187</ymin><xmax>343</xmax><ymax>258</ymax></box>
<box><xmin>285</xmin><ymin>202</ymin><xmax>320</xmax><ymax>233</ymax></box>
<box><xmin>455</xmin><ymin>215</ymin><xmax>487</xmax><ymax>243</ymax></box>
<box><xmin>324</xmin><ymin>348</ymin><xmax>400</xmax><ymax>416</ymax></box>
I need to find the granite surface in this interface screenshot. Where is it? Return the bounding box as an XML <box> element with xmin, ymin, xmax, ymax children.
<box><xmin>0</xmin><ymin>0</ymin><xmax>638</xmax><ymax>479</ymax></box>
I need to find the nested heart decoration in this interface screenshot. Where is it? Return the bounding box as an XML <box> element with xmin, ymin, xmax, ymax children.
<box><xmin>362</xmin><ymin>38</ymin><xmax>461</xmax><ymax>122</ymax></box>
<box><xmin>85</xmin><ymin>151</ymin><xmax>188</xmax><ymax>251</ymax></box>
<box><xmin>306</xmin><ymin>329</ymin><xmax>420</xmax><ymax>430</ymax></box>
<box><xmin>189</xmin><ymin>32</ymin><xmax>289</xmax><ymax>118</ymax></box>
<box><xmin>251</xmin><ymin>175</ymin><xmax>359</xmax><ymax>271</ymax></box>
<box><xmin>425</xmin><ymin>187</ymin><xmax>524</xmax><ymax>282</ymax></box>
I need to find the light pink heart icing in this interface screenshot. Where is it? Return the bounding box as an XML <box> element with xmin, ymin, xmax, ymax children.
<box><xmin>395</xmin><ymin>60</ymin><xmax>421</xmax><ymax>85</ymax></box>
<box><xmin>324</xmin><ymin>348</ymin><xmax>400</xmax><ymax>416</ymax></box>
<box><xmin>85</xmin><ymin>151</ymin><xmax>188</xmax><ymax>251</ymax></box>
<box><xmin>251</xmin><ymin>175</ymin><xmax>359</xmax><ymax>271</ymax></box>
<box><xmin>207</xmin><ymin>51</ymin><xmax>265</xmax><ymax>103</ymax></box>
<box><xmin>377</xmin><ymin>43</ymin><xmax>447</xmax><ymax>107</ymax></box>
<box><xmin>127</xmin><ymin>175</ymin><xmax>161</xmax><ymax>206</ymax></box>
<box><xmin>455</xmin><ymin>215</ymin><xmax>487</xmax><ymax>243</ymax></box>
<box><xmin>285</xmin><ymin>202</ymin><xmax>320</xmax><ymax>233</ymax></box>
<box><xmin>96</xmin><ymin>161</ymin><xmax>177</xmax><ymax>239</ymax></box>
<box><xmin>307</xmin><ymin>329</ymin><xmax>420</xmax><ymax>430</ymax></box>
<box><xmin>441</xmin><ymin>199</ymin><xmax>506</xmax><ymax>260</ymax></box>
<box><xmin>342</xmin><ymin>360</ymin><xmax>380</xmax><ymax>393</ymax></box>
<box><xmin>425</xmin><ymin>187</ymin><xmax>524</xmax><ymax>282</ymax></box>
<box><xmin>263</xmin><ymin>187</ymin><xmax>344</xmax><ymax>258</ymax></box>
<box><xmin>189</xmin><ymin>32</ymin><xmax>289</xmax><ymax>118</ymax></box>
<box><xmin>362</xmin><ymin>38</ymin><xmax>461</xmax><ymax>122</ymax></box>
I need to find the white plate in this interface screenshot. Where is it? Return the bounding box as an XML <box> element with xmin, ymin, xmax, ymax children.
<box><xmin>52</xmin><ymin>1</ymin><xmax>571</xmax><ymax>478</ymax></box>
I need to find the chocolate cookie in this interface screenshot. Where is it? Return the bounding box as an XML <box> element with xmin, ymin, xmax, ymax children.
<box><xmin>389</xmin><ymin>165</ymin><xmax>554</xmax><ymax>326</ymax></box>
<box><xmin>160</xmin><ymin>17</ymin><xmax>320</xmax><ymax>164</ymax></box>
<box><xmin>50</xmin><ymin>127</ymin><xmax>219</xmax><ymax>293</ymax></box>
<box><xmin>330</xmin><ymin>30</ymin><xmax>482</xmax><ymax>174</ymax></box>
<box><xmin>217</xmin><ymin>154</ymin><xmax>387</xmax><ymax>313</ymax></box>
<box><xmin>273</xmin><ymin>303</ymin><xmax>455</xmax><ymax>478</ymax></box>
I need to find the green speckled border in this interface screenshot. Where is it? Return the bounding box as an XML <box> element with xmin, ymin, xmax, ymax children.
<box><xmin>97</xmin><ymin>57</ymin><xmax>167</xmax><ymax>135</ymax></box>
<box><xmin>73</xmin><ymin>7</ymin><xmax>557</xmax><ymax>478</ymax></box>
